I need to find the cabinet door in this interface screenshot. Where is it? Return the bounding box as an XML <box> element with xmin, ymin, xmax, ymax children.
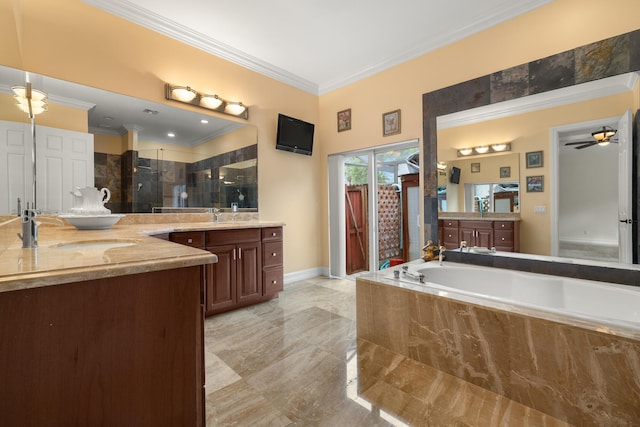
<box><xmin>236</xmin><ymin>242</ymin><xmax>261</xmax><ymax>304</ymax></box>
<box><xmin>206</xmin><ymin>244</ymin><xmax>236</xmax><ymax>314</ymax></box>
<box><xmin>459</xmin><ymin>226</ymin><xmax>476</xmax><ymax>246</ymax></box>
<box><xmin>476</xmin><ymin>228</ymin><xmax>493</xmax><ymax>249</ymax></box>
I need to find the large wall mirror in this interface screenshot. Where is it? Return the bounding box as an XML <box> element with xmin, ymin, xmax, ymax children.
<box><xmin>0</xmin><ymin>65</ymin><xmax>258</xmax><ymax>215</ymax></box>
<box><xmin>424</xmin><ymin>29</ymin><xmax>640</xmax><ymax>283</ymax></box>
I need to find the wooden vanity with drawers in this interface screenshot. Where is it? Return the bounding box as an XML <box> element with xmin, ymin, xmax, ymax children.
<box><xmin>439</xmin><ymin>218</ymin><xmax>520</xmax><ymax>252</ymax></box>
<box><xmin>170</xmin><ymin>225</ymin><xmax>284</xmax><ymax>316</ymax></box>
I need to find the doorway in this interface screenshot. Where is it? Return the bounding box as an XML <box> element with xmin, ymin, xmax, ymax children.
<box><xmin>328</xmin><ymin>140</ymin><xmax>420</xmax><ymax>278</ymax></box>
<box><xmin>551</xmin><ymin>110</ymin><xmax>633</xmax><ymax>263</ymax></box>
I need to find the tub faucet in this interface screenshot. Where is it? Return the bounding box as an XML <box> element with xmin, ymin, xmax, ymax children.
<box><xmin>401</xmin><ymin>265</ymin><xmax>425</xmax><ymax>283</ymax></box>
<box><xmin>460</xmin><ymin>240</ymin><xmax>467</xmax><ymax>252</ymax></box>
<box><xmin>439</xmin><ymin>246</ymin><xmax>445</xmax><ymax>265</ymax></box>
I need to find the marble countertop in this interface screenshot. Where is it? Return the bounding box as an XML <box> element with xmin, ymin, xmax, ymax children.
<box><xmin>0</xmin><ymin>218</ymin><xmax>284</xmax><ymax>293</ymax></box>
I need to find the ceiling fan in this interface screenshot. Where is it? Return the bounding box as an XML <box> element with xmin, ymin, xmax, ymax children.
<box><xmin>564</xmin><ymin>126</ymin><xmax>618</xmax><ymax>149</ymax></box>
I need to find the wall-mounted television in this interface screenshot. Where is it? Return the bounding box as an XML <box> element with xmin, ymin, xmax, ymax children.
<box><xmin>450</xmin><ymin>166</ymin><xmax>461</xmax><ymax>184</ymax></box>
<box><xmin>276</xmin><ymin>113</ymin><xmax>315</xmax><ymax>156</ymax></box>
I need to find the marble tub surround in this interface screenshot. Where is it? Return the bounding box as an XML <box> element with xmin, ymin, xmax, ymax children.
<box><xmin>117</xmin><ymin>211</ymin><xmax>260</xmax><ymax>225</ymax></box>
<box><xmin>356</xmin><ymin>274</ymin><xmax>640</xmax><ymax>426</ymax></box>
<box><xmin>357</xmin><ymin>339</ymin><xmax>571</xmax><ymax>427</ymax></box>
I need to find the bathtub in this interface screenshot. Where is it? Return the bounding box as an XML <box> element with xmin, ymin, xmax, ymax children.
<box><xmin>360</xmin><ymin>262</ymin><xmax>640</xmax><ymax>425</ymax></box>
<box><xmin>389</xmin><ymin>261</ymin><xmax>640</xmax><ymax>335</ymax></box>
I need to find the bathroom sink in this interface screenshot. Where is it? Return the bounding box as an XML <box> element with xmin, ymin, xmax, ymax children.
<box><xmin>52</xmin><ymin>239</ymin><xmax>139</xmax><ymax>250</ymax></box>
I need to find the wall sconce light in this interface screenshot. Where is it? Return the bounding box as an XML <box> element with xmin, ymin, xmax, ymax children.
<box><xmin>12</xmin><ymin>83</ymin><xmax>48</xmax><ymax>118</ymax></box>
<box><xmin>165</xmin><ymin>83</ymin><xmax>248</xmax><ymax>119</ymax></box>
<box><xmin>457</xmin><ymin>143</ymin><xmax>511</xmax><ymax>157</ymax></box>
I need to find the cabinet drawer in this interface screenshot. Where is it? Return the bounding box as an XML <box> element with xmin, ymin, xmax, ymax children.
<box><xmin>262</xmin><ymin>242</ymin><xmax>283</xmax><ymax>268</ymax></box>
<box><xmin>494</xmin><ymin>221</ymin><xmax>514</xmax><ymax>230</ymax></box>
<box><xmin>442</xmin><ymin>220</ymin><xmax>458</xmax><ymax>228</ymax></box>
<box><xmin>263</xmin><ymin>267</ymin><xmax>283</xmax><ymax>295</ymax></box>
<box><xmin>462</xmin><ymin>220</ymin><xmax>493</xmax><ymax>229</ymax></box>
<box><xmin>206</xmin><ymin>228</ymin><xmax>260</xmax><ymax>246</ymax></box>
<box><xmin>494</xmin><ymin>230</ymin><xmax>514</xmax><ymax>245</ymax></box>
<box><xmin>443</xmin><ymin>227</ymin><xmax>458</xmax><ymax>243</ymax></box>
<box><xmin>170</xmin><ymin>231</ymin><xmax>205</xmax><ymax>248</ymax></box>
<box><xmin>261</xmin><ymin>227</ymin><xmax>283</xmax><ymax>242</ymax></box>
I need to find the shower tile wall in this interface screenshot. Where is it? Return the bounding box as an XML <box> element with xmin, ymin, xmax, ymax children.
<box><xmin>94</xmin><ymin>152</ymin><xmax>122</xmax><ymax>213</ymax></box>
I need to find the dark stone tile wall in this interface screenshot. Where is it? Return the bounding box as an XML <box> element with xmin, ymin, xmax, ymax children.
<box><xmin>422</xmin><ymin>29</ymin><xmax>640</xmax><ymax>285</ymax></box>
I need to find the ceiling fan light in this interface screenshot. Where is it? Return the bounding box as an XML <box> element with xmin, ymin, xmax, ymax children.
<box><xmin>597</xmin><ymin>140</ymin><xmax>610</xmax><ymax>147</ymax></box>
<box><xmin>592</xmin><ymin>126</ymin><xmax>617</xmax><ymax>142</ymax></box>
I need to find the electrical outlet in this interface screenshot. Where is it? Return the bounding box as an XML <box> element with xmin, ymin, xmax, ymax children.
<box><xmin>534</xmin><ymin>205</ymin><xmax>546</xmax><ymax>214</ymax></box>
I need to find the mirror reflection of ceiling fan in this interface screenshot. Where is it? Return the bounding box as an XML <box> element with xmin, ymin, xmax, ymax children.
<box><xmin>564</xmin><ymin>126</ymin><xmax>618</xmax><ymax>149</ymax></box>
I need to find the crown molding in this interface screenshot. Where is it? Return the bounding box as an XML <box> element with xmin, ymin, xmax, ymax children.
<box><xmin>83</xmin><ymin>0</ymin><xmax>319</xmax><ymax>94</ymax></box>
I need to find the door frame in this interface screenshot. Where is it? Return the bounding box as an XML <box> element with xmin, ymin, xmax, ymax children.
<box><xmin>550</xmin><ymin>112</ymin><xmax>632</xmax><ymax>262</ymax></box>
<box><xmin>328</xmin><ymin>139</ymin><xmax>421</xmax><ymax>277</ymax></box>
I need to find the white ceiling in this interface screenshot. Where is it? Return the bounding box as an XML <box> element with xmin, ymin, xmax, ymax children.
<box><xmin>84</xmin><ymin>0</ymin><xmax>553</xmax><ymax>95</ymax></box>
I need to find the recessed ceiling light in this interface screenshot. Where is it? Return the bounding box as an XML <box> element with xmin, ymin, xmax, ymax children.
<box><xmin>200</xmin><ymin>119</ymin><xmax>209</xmax><ymax>124</ymax></box>
<box><xmin>167</xmin><ymin>132</ymin><xmax>175</xmax><ymax>137</ymax></box>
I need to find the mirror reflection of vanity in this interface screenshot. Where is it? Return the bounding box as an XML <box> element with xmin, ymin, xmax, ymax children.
<box><xmin>424</xmin><ymin>29</ymin><xmax>640</xmax><ymax>284</ymax></box>
<box><xmin>0</xmin><ymin>64</ymin><xmax>258</xmax><ymax>215</ymax></box>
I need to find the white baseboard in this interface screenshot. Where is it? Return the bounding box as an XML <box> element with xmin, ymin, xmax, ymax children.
<box><xmin>284</xmin><ymin>266</ymin><xmax>330</xmax><ymax>285</ymax></box>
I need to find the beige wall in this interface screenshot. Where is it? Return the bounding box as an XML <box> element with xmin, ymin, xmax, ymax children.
<box><xmin>3</xmin><ymin>0</ymin><xmax>640</xmax><ymax>274</ymax></box>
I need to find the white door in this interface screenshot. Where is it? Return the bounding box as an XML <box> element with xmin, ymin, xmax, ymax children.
<box><xmin>617</xmin><ymin>109</ymin><xmax>632</xmax><ymax>264</ymax></box>
<box><xmin>0</xmin><ymin>120</ymin><xmax>31</xmax><ymax>215</ymax></box>
<box><xmin>36</xmin><ymin>124</ymin><xmax>94</xmax><ymax>213</ymax></box>
<box><xmin>0</xmin><ymin>120</ymin><xmax>94</xmax><ymax>214</ymax></box>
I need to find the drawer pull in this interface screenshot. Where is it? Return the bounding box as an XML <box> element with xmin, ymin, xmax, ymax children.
<box><xmin>272</xmin><ymin>232</ymin><xmax>277</xmax><ymax>237</ymax></box>
<box><xmin>187</xmin><ymin>238</ymin><xmax>193</xmax><ymax>243</ymax></box>
<box><xmin>501</xmin><ymin>237</ymin><xmax>505</xmax><ymax>241</ymax></box>
<box><xmin>272</xmin><ymin>280</ymin><xmax>277</xmax><ymax>285</ymax></box>
<box><xmin>501</xmin><ymin>224</ymin><xmax>505</xmax><ymax>228</ymax></box>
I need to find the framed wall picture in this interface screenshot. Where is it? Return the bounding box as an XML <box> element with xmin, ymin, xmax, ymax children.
<box><xmin>471</xmin><ymin>162</ymin><xmax>480</xmax><ymax>173</ymax></box>
<box><xmin>526</xmin><ymin>150</ymin><xmax>543</xmax><ymax>168</ymax></box>
<box><xmin>382</xmin><ymin>109</ymin><xmax>401</xmax><ymax>136</ymax></box>
<box><xmin>500</xmin><ymin>166</ymin><xmax>510</xmax><ymax>178</ymax></box>
<box><xmin>337</xmin><ymin>108</ymin><xmax>351</xmax><ymax>132</ymax></box>
<box><xmin>526</xmin><ymin>175</ymin><xmax>544</xmax><ymax>192</ymax></box>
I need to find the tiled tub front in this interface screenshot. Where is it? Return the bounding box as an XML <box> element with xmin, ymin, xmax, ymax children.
<box><xmin>356</xmin><ymin>275</ymin><xmax>640</xmax><ymax>426</ymax></box>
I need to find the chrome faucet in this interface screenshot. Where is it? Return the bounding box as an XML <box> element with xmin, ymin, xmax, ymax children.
<box><xmin>401</xmin><ymin>265</ymin><xmax>425</xmax><ymax>283</ymax></box>
<box><xmin>210</xmin><ymin>207</ymin><xmax>221</xmax><ymax>223</ymax></box>
<box><xmin>439</xmin><ymin>246</ymin><xmax>445</xmax><ymax>265</ymax></box>
<box><xmin>19</xmin><ymin>206</ymin><xmax>38</xmax><ymax>249</ymax></box>
<box><xmin>460</xmin><ymin>240</ymin><xmax>467</xmax><ymax>252</ymax></box>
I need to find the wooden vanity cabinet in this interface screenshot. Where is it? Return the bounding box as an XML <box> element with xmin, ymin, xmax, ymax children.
<box><xmin>170</xmin><ymin>226</ymin><xmax>284</xmax><ymax>316</ymax></box>
<box><xmin>205</xmin><ymin>228</ymin><xmax>261</xmax><ymax>315</ymax></box>
<box><xmin>438</xmin><ymin>219</ymin><xmax>519</xmax><ymax>252</ymax></box>
<box><xmin>459</xmin><ymin>220</ymin><xmax>493</xmax><ymax>249</ymax></box>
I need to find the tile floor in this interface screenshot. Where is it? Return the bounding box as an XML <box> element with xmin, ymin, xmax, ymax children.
<box><xmin>204</xmin><ymin>276</ymin><xmax>408</xmax><ymax>426</ymax></box>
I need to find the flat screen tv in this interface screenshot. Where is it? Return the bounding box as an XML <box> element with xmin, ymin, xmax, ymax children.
<box><xmin>276</xmin><ymin>113</ymin><xmax>314</xmax><ymax>156</ymax></box>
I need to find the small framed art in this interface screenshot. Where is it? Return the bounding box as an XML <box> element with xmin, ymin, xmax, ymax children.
<box><xmin>526</xmin><ymin>150</ymin><xmax>543</xmax><ymax>168</ymax></box>
<box><xmin>526</xmin><ymin>175</ymin><xmax>544</xmax><ymax>192</ymax></box>
<box><xmin>471</xmin><ymin>162</ymin><xmax>480</xmax><ymax>173</ymax></box>
<box><xmin>500</xmin><ymin>166</ymin><xmax>510</xmax><ymax>178</ymax></box>
<box><xmin>382</xmin><ymin>109</ymin><xmax>401</xmax><ymax>136</ymax></box>
<box><xmin>337</xmin><ymin>108</ymin><xmax>351</xmax><ymax>132</ymax></box>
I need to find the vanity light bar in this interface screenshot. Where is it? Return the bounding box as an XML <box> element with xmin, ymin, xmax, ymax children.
<box><xmin>457</xmin><ymin>143</ymin><xmax>511</xmax><ymax>157</ymax></box>
<box><xmin>165</xmin><ymin>83</ymin><xmax>248</xmax><ymax>120</ymax></box>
